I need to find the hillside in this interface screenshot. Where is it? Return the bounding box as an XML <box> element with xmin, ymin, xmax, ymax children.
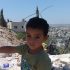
<box><xmin>0</xmin><ymin>26</ymin><xmax>21</xmax><ymax>46</ymax></box>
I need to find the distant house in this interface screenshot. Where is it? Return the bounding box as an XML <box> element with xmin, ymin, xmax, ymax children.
<box><xmin>7</xmin><ymin>20</ymin><xmax>27</xmax><ymax>32</ymax></box>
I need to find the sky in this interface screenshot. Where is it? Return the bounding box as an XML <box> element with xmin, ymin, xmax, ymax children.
<box><xmin>0</xmin><ymin>0</ymin><xmax>70</xmax><ymax>24</ymax></box>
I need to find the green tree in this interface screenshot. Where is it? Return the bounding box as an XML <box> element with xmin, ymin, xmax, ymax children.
<box><xmin>0</xmin><ymin>9</ymin><xmax>7</xmax><ymax>27</ymax></box>
<box><xmin>16</xmin><ymin>32</ymin><xmax>26</xmax><ymax>40</ymax></box>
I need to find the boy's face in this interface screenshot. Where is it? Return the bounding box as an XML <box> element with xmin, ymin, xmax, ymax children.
<box><xmin>26</xmin><ymin>28</ymin><xmax>48</xmax><ymax>50</ymax></box>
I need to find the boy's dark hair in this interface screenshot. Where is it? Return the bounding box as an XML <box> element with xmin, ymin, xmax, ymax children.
<box><xmin>26</xmin><ymin>17</ymin><xmax>49</xmax><ymax>36</ymax></box>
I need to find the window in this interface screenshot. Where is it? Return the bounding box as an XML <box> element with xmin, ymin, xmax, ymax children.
<box><xmin>22</xmin><ymin>26</ymin><xmax>24</xmax><ymax>28</ymax></box>
<box><xmin>14</xmin><ymin>26</ymin><xmax>17</xmax><ymax>29</ymax></box>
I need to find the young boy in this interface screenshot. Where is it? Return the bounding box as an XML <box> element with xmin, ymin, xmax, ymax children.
<box><xmin>0</xmin><ymin>17</ymin><xmax>52</xmax><ymax>70</ymax></box>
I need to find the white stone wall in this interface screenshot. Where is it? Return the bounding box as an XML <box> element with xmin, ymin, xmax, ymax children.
<box><xmin>7</xmin><ymin>21</ymin><xmax>27</xmax><ymax>32</ymax></box>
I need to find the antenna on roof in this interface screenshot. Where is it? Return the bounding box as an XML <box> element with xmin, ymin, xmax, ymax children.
<box><xmin>36</xmin><ymin>6</ymin><xmax>39</xmax><ymax>18</ymax></box>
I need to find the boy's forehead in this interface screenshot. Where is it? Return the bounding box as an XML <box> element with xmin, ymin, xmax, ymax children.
<box><xmin>26</xmin><ymin>28</ymin><xmax>43</xmax><ymax>35</ymax></box>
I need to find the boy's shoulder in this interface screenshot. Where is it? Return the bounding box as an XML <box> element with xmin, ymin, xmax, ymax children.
<box><xmin>38</xmin><ymin>50</ymin><xmax>50</xmax><ymax>60</ymax></box>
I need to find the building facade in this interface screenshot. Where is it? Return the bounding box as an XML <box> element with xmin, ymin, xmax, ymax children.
<box><xmin>7</xmin><ymin>20</ymin><xmax>27</xmax><ymax>32</ymax></box>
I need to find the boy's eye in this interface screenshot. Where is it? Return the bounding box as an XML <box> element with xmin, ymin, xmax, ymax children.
<box><xmin>35</xmin><ymin>36</ymin><xmax>40</xmax><ymax>39</ymax></box>
<box><xmin>27</xmin><ymin>35</ymin><xmax>40</xmax><ymax>40</ymax></box>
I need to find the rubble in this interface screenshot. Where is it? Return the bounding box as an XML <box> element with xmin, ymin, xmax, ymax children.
<box><xmin>0</xmin><ymin>26</ymin><xmax>20</xmax><ymax>46</ymax></box>
<box><xmin>49</xmin><ymin>54</ymin><xmax>70</xmax><ymax>70</ymax></box>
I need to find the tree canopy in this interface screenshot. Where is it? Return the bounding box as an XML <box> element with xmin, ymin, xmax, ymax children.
<box><xmin>0</xmin><ymin>9</ymin><xmax>7</xmax><ymax>27</ymax></box>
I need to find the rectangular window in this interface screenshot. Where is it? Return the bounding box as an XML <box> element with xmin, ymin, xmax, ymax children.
<box><xmin>14</xmin><ymin>26</ymin><xmax>17</xmax><ymax>29</ymax></box>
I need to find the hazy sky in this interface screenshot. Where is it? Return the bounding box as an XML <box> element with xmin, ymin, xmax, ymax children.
<box><xmin>0</xmin><ymin>0</ymin><xmax>70</xmax><ymax>24</ymax></box>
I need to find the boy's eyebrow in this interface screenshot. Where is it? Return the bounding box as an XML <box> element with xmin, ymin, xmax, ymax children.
<box><xmin>26</xmin><ymin>31</ymin><xmax>43</xmax><ymax>36</ymax></box>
